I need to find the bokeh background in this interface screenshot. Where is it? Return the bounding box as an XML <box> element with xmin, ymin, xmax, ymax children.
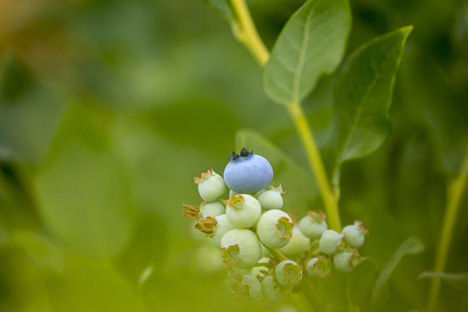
<box><xmin>0</xmin><ymin>0</ymin><xmax>467</xmax><ymax>311</ymax></box>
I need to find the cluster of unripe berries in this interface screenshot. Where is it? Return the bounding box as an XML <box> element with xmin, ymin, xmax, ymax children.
<box><xmin>183</xmin><ymin>148</ymin><xmax>369</xmax><ymax>303</ymax></box>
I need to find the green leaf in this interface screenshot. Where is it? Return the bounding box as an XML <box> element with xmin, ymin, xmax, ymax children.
<box><xmin>33</xmin><ymin>104</ymin><xmax>135</xmax><ymax>260</ymax></box>
<box><xmin>263</xmin><ymin>0</ymin><xmax>351</xmax><ymax>105</ymax></box>
<box><xmin>203</xmin><ymin>0</ymin><xmax>234</xmax><ymax>21</ymax></box>
<box><xmin>322</xmin><ymin>26</ymin><xmax>413</xmax><ymax>185</ymax></box>
<box><xmin>235</xmin><ymin>129</ymin><xmax>319</xmax><ymax>213</ymax></box>
<box><xmin>312</xmin><ymin>258</ymin><xmax>377</xmax><ymax>310</ymax></box>
<box><xmin>371</xmin><ymin>237</ymin><xmax>424</xmax><ymax>312</ymax></box>
<box><xmin>419</xmin><ymin>272</ymin><xmax>468</xmax><ymax>292</ymax></box>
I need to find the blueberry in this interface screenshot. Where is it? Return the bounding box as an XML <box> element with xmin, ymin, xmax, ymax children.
<box><xmin>224</xmin><ymin>148</ymin><xmax>273</xmax><ymax>194</ymax></box>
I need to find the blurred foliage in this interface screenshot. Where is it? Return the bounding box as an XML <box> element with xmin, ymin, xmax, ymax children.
<box><xmin>0</xmin><ymin>0</ymin><xmax>467</xmax><ymax>311</ymax></box>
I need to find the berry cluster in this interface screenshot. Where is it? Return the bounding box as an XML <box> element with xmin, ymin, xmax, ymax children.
<box><xmin>183</xmin><ymin>148</ymin><xmax>369</xmax><ymax>303</ymax></box>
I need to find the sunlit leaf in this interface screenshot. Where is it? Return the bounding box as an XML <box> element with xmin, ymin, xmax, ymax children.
<box><xmin>264</xmin><ymin>0</ymin><xmax>351</xmax><ymax>105</ymax></box>
<box><xmin>371</xmin><ymin>237</ymin><xmax>424</xmax><ymax>311</ymax></box>
<box><xmin>321</xmin><ymin>26</ymin><xmax>412</xmax><ymax>185</ymax></box>
<box><xmin>419</xmin><ymin>272</ymin><xmax>468</xmax><ymax>292</ymax></box>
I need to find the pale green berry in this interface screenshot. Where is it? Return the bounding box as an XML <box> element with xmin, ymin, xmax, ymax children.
<box><xmin>275</xmin><ymin>260</ymin><xmax>302</xmax><ymax>287</ymax></box>
<box><xmin>279</xmin><ymin>226</ymin><xmax>310</xmax><ymax>258</ymax></box>
<box><xmin>194</xmin><ymin>170</ymin><xmax>227</xmax><ymax>202</ymax></box>
<box><xmin>200</xmin><ymin>201</ymin><xmax>225</xmax><ymax>219</ymax></box>
<box><xmin>220</xmin><ymin>229</ymin><xmax>263</xmax><ymax>269</ymax></box>
<box><xmin>319</xmin><ymin>230</ymin><xmax>342</xmax><ymax>255</ymax></box>
<box><xmin>342</xmin><ymin>221</ymin><xmax>369</xmax><ymax>248</ymax></box>
<box><xmin>241</xmin><ymin>275</ymin><xmax>263</xmax><ymax>300</ymax></box>
<box><xmin>256</xmin><ymin>209</ymin><xmax>293</xmax><ymax>249</ymax></box>
<box><xmin>195</xmin><ymin>243</ymin><xmax>225</xmax><ymax>273</ymax></box>
<box><xmin>306</xmin><ymin>256</ymin><xmax>331</xmax><ymax>278</ymax></box>
<box><xmin>256</xmin><ymin>185</ymin><xmax>285</xmax><ymax>210</ymax></box>
<box><xmin>333</xmin><ymin>250</ymin><xmax>361</xmax><ymax>272</ymax></box>
<box><xmin>251</xmin><ymin>257</ymin><xmax>270</xmax><ymax>277</ymax></box>
<box><xmin>298</xmin><ymin>211</ymin><xmax>327</xmax><ymax>239</ymax></box>
<box><xmin>210</xmin><ymin>214</ymin><xmax>235</xmax><ymax>248</ymax></box>
<box><xmin>261</xmin><ymin>276</ymin><xmax>282</xmax><ymax>303</ymax></box>
<box><xmin>225</xmin><ymin>194</ymin><xmax>262</xmax><ymax>228</ymax></box>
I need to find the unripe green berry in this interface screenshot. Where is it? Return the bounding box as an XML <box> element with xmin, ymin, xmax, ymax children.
<box><xmin>220</xmin><ymin>229</ymin><xmax>263</xmax><ymax>269</ymax></box>
<box><xmin>200</xmin><ymin>201</ymin><xmax>225</xmax><ymax>219</ymax></box>
<box><xmin>194</xmin><ymin>170</ymin><xmax>227</xmax><ymax>202</ymax></box>
<box><xmin>261</xmin><ymin>276</ymin><xmax>282</xmax><ymax>303</ymax></box>
<box><xmin>299</xmin><ymin>211</ymin><xmax>327</xmax><ymax>239</ymax></box>
<box><xmin>342</xmin><ymin>221</ymin><xmax>368</xmax><ymax>248</ymax></box>
<box><xmin>306</xmin><ymin>256</ymin><xmax>331</xmax><ymax>278</ymax></box>
<box><xmin>256</xmin><ymin>185</ymin><xmax>285</xmax><ymax>210</ymax></box>
<box><xmin>333</xmin><ymin>250</ymin><xmax>361</xmax><ymax>272</ymax></box>
<box><xmin>319</xmin><ymin>230</ymin><xmax>342</xmax><ymax>255</ymax></box>
<box><xmin>279</xmin><ymin>226</ymin><xmax>310</xmax><ymax>258</ymax></box>
<box><xmin>225</xmin><ymin>195</ymin><xmax>262</xmax><ymax>228</ymax></box>
<box><xmin>210</xmin><ymin>214</ymin><xmax>235</xmax><ymax>248</ymax></box>
<box><xmin>256</xmin><ymin>209</ymin><xmax>293</xmax><ymax>249</ymax></box>
<box><xmin>275</xmin><ymin>260</ymin><xmax>302</xmax><ymax>287</ymax></box>
<box><xmin>241</xmin><ymin>275</ymin><xmax>263</xmax><ymax>300</ymax></box>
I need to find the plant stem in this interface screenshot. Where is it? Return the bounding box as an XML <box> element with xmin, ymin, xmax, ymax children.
<box><xmin>288</xmin><ymin>102</ymin><xmax>341</xmax><ymax>231</ymax></box>
<box><xmin>427</xmin><ymin>142</ymin><xmax>468</xmax><ymax>312</ymax></box>
<box><xmin>230</xmin><ymin>0</ymin><xmax>269</xmax><ymax>66</ymax></box>
<box><xmin>229</xmin><ymin>0</ymin><xmax>342</xmax><ymax>231</ymax></box>
<box><xmin>265</xmin><ymin>246</ymin><xmax>289</xmax><ymax>262</ymax></box>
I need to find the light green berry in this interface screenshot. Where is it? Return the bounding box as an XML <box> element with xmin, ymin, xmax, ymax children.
<box><xmin>220</xmin><ymin>229</ymin><xmax>263</xmax><ymax>269</ymax></box>
<box><xmin>225</xmin><ymin>194</ymin><xmax>262</xmax><ymax>228</ymax></box>
<box><xmin>342</xmin><ymin>221</ymin><xmax>368</xmax><ymax>248</ymax></box>
<box><xmin>241</xmin><ymin>275</ymin><xmax>263</xmax><ymax>300</ymax></box>
<box><xmin>275</xmin><ymin>260</ymin><xmax>302</xmax><ymax>287</ymax></box>
<box><xmin>256</xmin><ymin>185</ymin><xmax>285</xmax><ymax>210</ymax></box>
<box><xmin>210</xmin><ymin>214</ymin><xmax>235</xmax><ymax>248</ymax></box>
<box><xmin>279</xmin><ymin>226</ymin><xmax>310</xmax><ymax>258</ymax></box>
<box><xmin>306</xmin><ymin>256</ymin><xmax>331</xmax><ymax>278</ymax></box>
<box><xmin>256</xmin><ymin>209</ymin><xmax>293</xmax><ymax>249</ymax></box>
<box><xmin>261</xmin><ymin>276</ymin><xmax>282</xmax><ymax>303</ymax></box>
<box><xmin>195</xmin><ymin>170</ymin><xmax>227</xmax><ymax>202</ymax></box>
<box><xmin>319</xmin><ymin>230</ymin><xmax>342</xmax><ymax>255</ymax></box>
<box><xmin>200</xmin><ymin>201</ymin><xmax>225</xmax><ymax>219</ymax></box>
<box><xmin>298</xmin><ymin>211</ymin><xmax>327</xmax><ymax>239</ymax></box>
<box><xmin>333</xmin><ymin>250</ymin><xmax>361</xmax><ymax>272</ymax></box>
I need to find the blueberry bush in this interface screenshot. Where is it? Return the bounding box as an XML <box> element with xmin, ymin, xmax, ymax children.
<box><xmin>0</xmin><ymin>0</ymin><xmax>467</xmax><ymax>312</ymax></box>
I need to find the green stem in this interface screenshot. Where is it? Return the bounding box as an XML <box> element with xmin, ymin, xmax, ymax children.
<box><xmin>427</xmin><ymin>141</ymin><xmax>468</xmax><ymax>312</ymax></box>
<box><xmin>265</xmin><ymin>246</ymin><xmax>289</xmax><ymax>262</ymax></box>
<box><xmin>287</xmin><ymin>102</ymin><xmax>341</xmax><ymax>231</ymax></box>
<box><xmin>230</xmin><ymin>0</ymin><xmax>269</xmax><ymax>66</ymax></box>
<box><xmin>229</xmin><ymin>0</ymin><xmax>342</xmax><ymax>232</ymax></box>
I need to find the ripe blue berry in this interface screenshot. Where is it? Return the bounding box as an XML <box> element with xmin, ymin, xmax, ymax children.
<box><xmin>223</xmin><ymin>148</ymin><xmax>273</xmax><ymax>194</ymax></box>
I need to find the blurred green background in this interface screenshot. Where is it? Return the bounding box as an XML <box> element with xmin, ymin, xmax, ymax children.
<box><xmin>0</xmin><ymin>0</ymin><xmax>467</xmax><ymax>311</ymax></box>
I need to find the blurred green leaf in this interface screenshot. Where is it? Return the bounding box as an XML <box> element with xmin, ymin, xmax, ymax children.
<box><xmin>203</xmin><ymin>0</ymin><xmax>234</xmax><ymax>21</ymax></box>
<box><xmin>312</xmin><ymin>258</ymin><xmax>376</xmax><ymax>310</ymax></box>
<box><xmin>33</xmin><ymin>104</ymin><xmax>135</xmax><ymax>260</ymax></box>
<box><xmin>263</xmin><ymin>0</ymin><xmax>351</xmax><ymax>105</ymax></box>
<box><xmin>146</xmin><ymin>98</ymin><xmax>240</xmax><ymax>158</ymax></box>
<box><xmin>371</xmin><ymin>237</ymin><xmax>424</xmax><ymax>312</ymax></box>
<box><xmin>419</xmin><ymin>272</ymin><xmax>468</xmax><ymax>292</ymax></box>
<box><xmin>47</xmin><ymin>260</ymin><xmax>140</xmax><ymax>312</ymax></box>
<box><xmin>321</xmin><ymin>26</ymin><xmax>412</xmax><ymax>185</ymax></box>
<box><xmin>235</xmin><ymin>128</ymin><xmax>319</xmax><ymax>214</ymax></box>
<box><xmin>116</xmin><ymin>213</ymin><xmax>168</xmax><ymax>286</ymax></box>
